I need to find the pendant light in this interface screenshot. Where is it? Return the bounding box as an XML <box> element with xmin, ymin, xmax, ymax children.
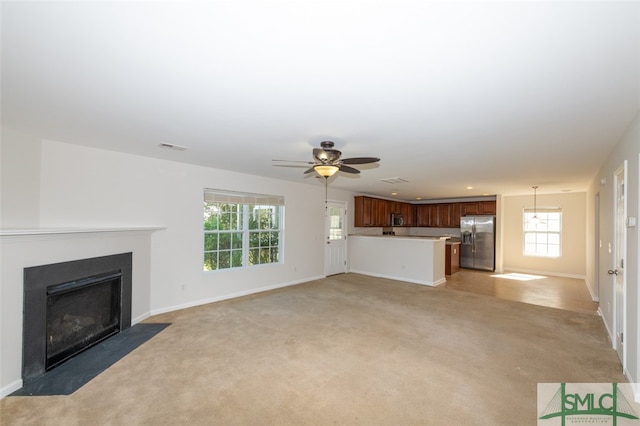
<box><xmin>531</xmin><ymin>186</ymin><xmax>541</xmax><ymax>224</ymax></box>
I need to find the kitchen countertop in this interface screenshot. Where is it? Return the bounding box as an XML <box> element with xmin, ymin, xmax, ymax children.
<box><xmin>350</xmin><ymin>234</ymin><xmax>461</xmax><ymax>244</ymax></box>
<box><xmin>350</xmin><ymin>234</ymin><xmax>446</xmax><ymax>239</ymax></box>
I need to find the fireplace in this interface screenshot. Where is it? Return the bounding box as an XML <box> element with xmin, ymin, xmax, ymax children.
<box><xmin>23</xmin><ymin>253</ymin><xmax>132</xmax><ymax>384</ymax></box>
<box><xmin>46</xmin><ymin>271</ymin><xmax>122</xmax><ymax>370</ymax></box>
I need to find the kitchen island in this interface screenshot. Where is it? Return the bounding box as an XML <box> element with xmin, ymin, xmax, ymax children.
<box><xmin>348</xmin><ymin>235</ymin><xmax>447</xmax><ymax>286</ymax></box>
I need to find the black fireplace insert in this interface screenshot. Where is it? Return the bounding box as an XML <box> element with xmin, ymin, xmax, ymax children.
<box><xmin>23</xmin><ymin>253</ymin><xmax>132</xmax><ymax>384</ymax></box>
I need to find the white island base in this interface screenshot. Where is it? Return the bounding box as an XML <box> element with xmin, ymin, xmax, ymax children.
<box><xmin>348</xmin><ymin>235</ymin><xmax>447</xmax><ymax>286</ymax></box>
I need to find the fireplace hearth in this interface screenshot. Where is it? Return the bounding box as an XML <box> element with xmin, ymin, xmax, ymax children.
<box><xmin>23</xmin><ymin>253</ymin><xmax>132</xmax><ymax>384</ymax></box>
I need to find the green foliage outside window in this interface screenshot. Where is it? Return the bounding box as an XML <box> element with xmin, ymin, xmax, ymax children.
<box><xmin>204</xmin><ymin>202</ymin><xmax>281</xmax><ymax>271</ymax></box>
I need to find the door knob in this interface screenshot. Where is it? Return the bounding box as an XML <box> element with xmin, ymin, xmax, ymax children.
<box><xmin>608</xmin><ymin>269</ymin><xmax>619</xmax><ymax>275</ymax></box>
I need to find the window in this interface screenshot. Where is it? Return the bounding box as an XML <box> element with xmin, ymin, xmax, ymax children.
<box><xmin>328</xmin><ymin>206</ymin><xmax>343</xmax><ymax>240</ymax></box>
<box><xmin>523</xmin><ymin>208</ymin><xmax>561</xmax><ymax>258</ymax></box>
<box><xmin>204</xmin><ymin>189</ymin><xmax>284</xmax><ymax>271</ymax></box>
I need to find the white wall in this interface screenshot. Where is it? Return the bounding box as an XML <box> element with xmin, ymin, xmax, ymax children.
<box><xmin>587</xmin><ymin>112</ymin><xmax>639</xmax><ymax>391</ymax></box>
<box><xmin>1</xmin><ymin>129</ymin><xmax>355</xmax><ymax>396</ymax></box>
<box><xmin>0</xmin><ymin>126</ymin><xmax>41</xmax><ymax>228</ymax></box>
<box><xmin>37</xmin><ymin>139</ymin><xmax>346</xmax><ymax>313</ymax></box>
<box><xmin>502</xmin><ymin>192</ymin><xmax>587</xmax><ymax>278</ymax></box>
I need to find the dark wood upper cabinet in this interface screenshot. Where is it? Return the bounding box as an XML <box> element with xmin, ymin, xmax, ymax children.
<box><xmin>416</xmin><ymin>205</ymin><xmax>430</xmax><ymax>227</ymax></box>
<box><xmin>437</xmin><ymin>203</ymin><xmax>461</xmax><ymax>228</ymax></box>
<box><xmin>401</xmin><ymin>203</ymin><xmax>416</xmax><ymax>226</ymax></box>
<box><xmin>415</xmin><ymin>204</ymin><xmax>440</xmax><ymax>227</ymax></box>
<box><xmin>354</xmin><ymin>196</ymin><xmax>372</xmax><ymax>227</ymax></box>
<box><xmin>478</xmin><ymin>201</ymin><xmax>496</xmax><ymax>215</ymax></box>
<box><xmin>461</xmin><ymin>201</ymin><xmax>496</xmax><ymax>216</ymax></box>
<box><xmin>375</xmin><ymin>199</ymin><xmax>390</xmax><ymax>226</ymax></box>
<box><xmin>462</xmin><ymin>202</ymin><xmax>480</xmax><ymax>215</ymax></box>
<box><xmin>355</xmin><ymin>196</ymin><xmax>495</xmax><ymax>228</ymax></box>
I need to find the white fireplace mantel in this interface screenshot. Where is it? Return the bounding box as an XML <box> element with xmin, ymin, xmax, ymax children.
<box><xmin>1</xmin><ymin>226</ymin><xmax>162</xmax><ymax>398</ymax></box>
<box><xmin>0</xmin><ymin>227</ymin><xmax>165</xmax><ymax>242</ymax></box>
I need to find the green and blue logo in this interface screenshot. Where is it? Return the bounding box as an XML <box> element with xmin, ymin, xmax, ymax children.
<box><xmin>539</xmin><ymin>383</ymin><xmax>639</xmax><ymax>425</ymax></box>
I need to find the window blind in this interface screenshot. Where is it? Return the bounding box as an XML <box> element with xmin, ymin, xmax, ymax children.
<box><xmin>204</xmin><ymin>189</ymin><xmax>284</xmax><ymax>206</ymax></box>
<box><xmin>524</xmin><ymin>206</ymin><xmax>561</xmax><ymax>213</ymax></box>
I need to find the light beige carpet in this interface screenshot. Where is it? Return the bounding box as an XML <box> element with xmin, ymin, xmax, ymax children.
<box><xmin>1</xmin><ymin>273</ymin><xmax>625</xmax><ymax>425</ymax></box>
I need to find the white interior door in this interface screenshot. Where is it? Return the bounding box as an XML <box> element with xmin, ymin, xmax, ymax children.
<box><xmin>325</xmin><ymin>201</ymin><xmax>347</xmax><ymax>276</ymax></box>
<box><xmin>612</xmin><ymin>162</ymin><xmax>626</xmax><ymax>365</ymax></box>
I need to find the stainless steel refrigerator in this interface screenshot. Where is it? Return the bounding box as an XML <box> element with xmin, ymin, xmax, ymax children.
<box><xmin>460</xmin><ymin>215</ymin><xmax>496</xmax><ymax>271</ymax></box>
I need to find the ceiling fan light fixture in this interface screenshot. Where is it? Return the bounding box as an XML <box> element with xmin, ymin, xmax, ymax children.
<box><xmin>314</xmin><ymin>164</ymin><xmax>339</xmax><ymax>177</ymax></box>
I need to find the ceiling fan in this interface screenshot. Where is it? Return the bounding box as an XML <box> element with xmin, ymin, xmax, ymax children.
<box><xmin>273</xmin><ymin>141</ymin><xmax>380</xmax><ymax>178</ymax></box>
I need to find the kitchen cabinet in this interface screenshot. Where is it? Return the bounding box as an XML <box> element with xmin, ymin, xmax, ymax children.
<box><xmin>388</xmin><ymin>201</ymin><xmax>402</xmax><ymax>214</ymax></box>
<box><xmin>462</xmin><ymin>202</ymin><xmax>480</xmax><ymax>215</ymax></box>
<box><xmin>354</xmin><ymin>196</ymin><xmax>372</xmax><ymax>227</ymax></box>
<box><xmin>355</xmin><ymin>196</ymin><xmax>416</xmax><ymax>227</ymax></box>
<box><xmin>401</xmin><ymin>203</ymin><xmax>416</xmax><ymax>226</ymax></box>
<box><xmin>438</xmin><ymin>203</ymin><xmax>462</xmax><ymax>228</ymax></box>
<box><xmin>445</xmin><ymin>242</ymin><xmax>460</xmax><ymax>275</ymax></box>
<box><xmin>374</xmin><ymin>198</ymin><xmax>390</xmax><ymax>227</ymax></box>
<box><xmin>416</xmin><ymin>204</ymin><xmax>438</xmax><ymax>227</ymax></box>
<box><xmin>355</xmin><ymin>196</ymin><xmax>495</xmax><ymax>228</ymax></box>
<box><xmin>462</xmin><ymin>201</ymin><xmax>496</xmax><ymax>216</ymax></box>
<box><xmin>478</xmin><ymin>201</ymin><xmax>496</xmax><ymax>215</ymax></box>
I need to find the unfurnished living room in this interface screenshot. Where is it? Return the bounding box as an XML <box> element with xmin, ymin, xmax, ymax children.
<box><xmin>1</xmin><ymin>2</ymin><xmax>640</xmax><ymax>425</ymax></box>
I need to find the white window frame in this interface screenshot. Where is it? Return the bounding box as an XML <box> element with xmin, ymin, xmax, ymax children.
<box><xmin>204</xmin><ymin>189</ymin><xmax>284</xmax><ymax>271</ymax></box>
<box><xmin>523</xmin><ymin>208</ymin><xmax>562</xmax><ymax>258</ymax></box>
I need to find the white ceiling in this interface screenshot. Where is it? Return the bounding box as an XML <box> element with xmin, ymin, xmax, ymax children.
<box><xmin>2</xmin><ymin>1</ymin><xmax>639</xmax><ymax>201</ymax></box>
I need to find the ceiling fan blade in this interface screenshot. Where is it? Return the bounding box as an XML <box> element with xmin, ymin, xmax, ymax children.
<box><xmin>339</xmin><ymin>165</ymin><xmax>361</xmax><ymax>174</ymax></box>
<box><xmin>341</xmin><ymin>157</ymin><xmax>380</xmax><ymax>165</ymax></box>
<box><xmin>304</xmin><ymin>167</ymin><xmax>316</xmax><ymax>174</ymax></box>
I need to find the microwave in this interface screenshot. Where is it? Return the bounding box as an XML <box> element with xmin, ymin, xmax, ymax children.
<box><xmin>391</xmin><ymin>214</ymin><xmax>404</xmax><ymax>226</ymax></box>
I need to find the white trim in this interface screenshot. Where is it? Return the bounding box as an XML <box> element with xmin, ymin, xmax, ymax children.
<box><xmin>149</xmin><ymin>275</ymin><xmax>325</xmax><ymax>316</ymax></box>
<box><xmin>132</xmin><ymin>312</ymin><xmax>151</xmax><ymax>325</ymax></box>
<box><xmin>0</xmin><ymin>227</ymin><xmax>165</xmax><ymax>242</ymax></box>
<box><xmin>598</xmin><ymin>307</ymin><xmax>615</xmax><ymax>348</ymax></box>
<box><xmin>584</xmin><ymin>277</ymin><xmax>599</xmax><ymax>302</ymax></box>
<box><xmin>348</xmin><ymin>269</ymin><xmax>446</xmax><ymax>287</ymax></box>
<box><xmin>0</xmin><ymin>379</ymin><xmax>23</xmax><ymax>399</ymax></box>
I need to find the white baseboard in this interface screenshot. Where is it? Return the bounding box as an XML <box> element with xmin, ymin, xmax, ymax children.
<box><xmin>149</xmin><ymin>275</ymin><xmax>325</xmax><ymax>317</ymax></box>
<box><xmin>598</xmin><ymin>307</ymin><xmax>615</xmax><ymax>348</ymax></box>
<box><xmin>132</xmin><ymin>312</ymin><xmax>151</xmax><ymax>325</ymax></box>
<box><xmin>1</xmin><ymin>379</ymin><xmax>23</xmax><ymax>399</ymax></box>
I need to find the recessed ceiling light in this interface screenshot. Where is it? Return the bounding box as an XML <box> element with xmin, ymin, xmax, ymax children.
<box><xmin>466</xmin><ymin>186</ymin><xmax>474</xmax><ymax>190</ymax></box>
<box><xmin>391</xmin><ymin>192</ymin><xmax>398</xmax><ymax>196</ymax></box>
<box><xmin>415</xmin><ymin>197</ymin><xmax>422</xmax><ymax>200</ymax></box>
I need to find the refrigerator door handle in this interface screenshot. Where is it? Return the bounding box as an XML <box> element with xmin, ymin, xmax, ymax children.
<box><xmin>471</xmin><ymin>224</ymin><xmax>476</xmax><ymax>253</ymax></box>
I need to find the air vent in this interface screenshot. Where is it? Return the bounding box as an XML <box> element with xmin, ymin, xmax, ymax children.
<box><xmin>158</xmin><ymin>143</ymin><xmax>187</xmax><ymax>151</ymax></box>
<box><xmin>381</xmin><ymin>177</ymin><xmax>409</xmax><ymax>184</ymax></box>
